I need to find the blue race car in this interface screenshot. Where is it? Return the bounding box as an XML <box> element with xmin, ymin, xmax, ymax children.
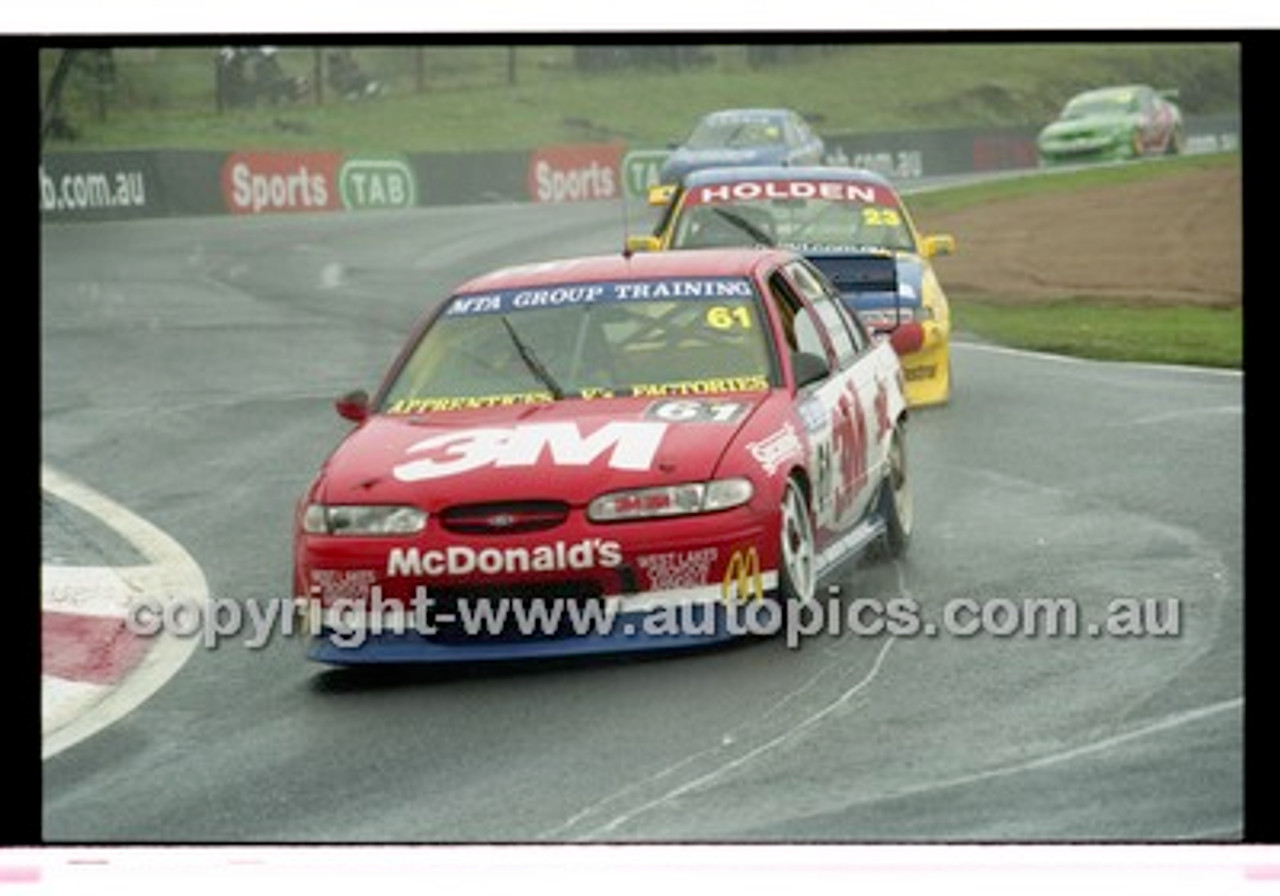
<box><xmin>658</xmin><ymin>108</ymin><xmax>826</xmax><ymax>186</ymax></box>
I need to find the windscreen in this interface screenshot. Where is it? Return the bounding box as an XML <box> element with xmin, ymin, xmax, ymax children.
<box><xmin>379</xmin><ymin>277</ymin><xmax>778</xmax><ymax>413</ymax></box>
<box><xmin>1062</xmin><ymin>91</ymin><xmax>1139</xmax><ymax>118</ymax></box>
<box><xmin>685</xmin><ymin>113</ymin><xmax>785</xmax><ymax>149</ymax></box>
<box><xmin>671</xmin><ymin>179</ymin><xmax>917</xmax><ymax>253</ymax></box>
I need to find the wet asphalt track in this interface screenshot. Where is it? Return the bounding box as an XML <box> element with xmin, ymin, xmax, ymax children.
<box><xmin>40</xmin><ymin>199</ymin><xmax>1242</xmax><ymax>843</ymax></box>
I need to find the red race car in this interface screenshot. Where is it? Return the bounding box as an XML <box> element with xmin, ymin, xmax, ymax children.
<box><xmin>294</xmin><ymin>247</ymin><xmax>917</xmax><ymax>663</ymax></box>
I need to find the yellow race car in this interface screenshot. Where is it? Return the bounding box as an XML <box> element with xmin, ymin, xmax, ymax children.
<box><xmin>628</xmin><ymin>166</ymin><xmax>955</xmax><ymax>407</ymax></box>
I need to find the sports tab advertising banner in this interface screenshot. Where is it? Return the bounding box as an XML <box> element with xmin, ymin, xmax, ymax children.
<box><xmin>526</xmin><ymin>143</ymin><xmax>626</xmax><ymax>203</ymax></box>
<box><xmin>40</xmin><ymin>115</ymin><xmax>1240</xmax><ymax>223</ymax></box>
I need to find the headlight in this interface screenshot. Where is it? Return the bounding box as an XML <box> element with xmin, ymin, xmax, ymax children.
<box><xmin>587</xmin><ymin>478</ymin><xmax>754</xmax><ymax>522</ymax></box>
<box><xmin>302</xmin><ymin>504</ymin><xmax>427</xmax><ymax>535</ymax></box>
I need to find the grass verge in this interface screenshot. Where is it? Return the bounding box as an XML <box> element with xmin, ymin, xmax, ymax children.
<box><xmin>906</xmin><ymin>152</ymin><xmax>1240</xmax><ymax>215</ymax></box>
<box><xmin>954</xmin><ymin>297</ymin><xmax>1242</xmax><ymax>368</ymax></box>
<box><xmin>909</xmin><ymin>153</ymin><xmax>1242</xmax><ymax>369</ymax></box>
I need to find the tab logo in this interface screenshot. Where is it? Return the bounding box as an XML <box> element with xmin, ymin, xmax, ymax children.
<box><xmin>621</xmin><ymin>149</ymin><xmax>671</xmax><ymax>198</ymax></box>
<box><xmin>339</xmin><ymin>157</ymin><xmax>417</xmax><ymax>210</ymax></box>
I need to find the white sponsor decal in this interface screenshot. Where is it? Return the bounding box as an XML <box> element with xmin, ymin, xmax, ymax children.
<box><xmin>534</xmin><ymin>160</ymin><xmax>617</xmax><ymax>202</ymax></box>
<box><xmin>386</xmin><ymin>539</ymin><xmax>623</xmax><ymax>577</ymax></box>
<box><xmin>636</xmin><ymin>547</ymin><xmax>718</xmax><ymax>591</ymax></box>
<box><xmin>797</xmin><ymin>397</ymin><xmax>829</xmax><ymax>434</ymax></box>
<box><xmin>393</xmin><ymin>421</ymin><xmax>668</xmax><ymax>482</ymax></box>
<box><xmin>39</xmin><ymin>166</ymin><xmax>147</xmax><ymax>213</ymax></box>
<box><xmin>445</xmin><ymin>279</ymin><xmax>751</xmax><ymax>316</ymax></box>
<box><xmin>229</xmin><ymin>161</ymin><xmax>329</xmax><ymax>213</ymax></box>
<box><xmin>747</xmin><ymin>422</ymin><xmax>805</xmax><ymax>476</ymax></box>
<box><xmin>695</xmin><ymin>181</ymin><xmax>880</xmax><ymax>204</ymax></box>
<box><xmin>309</xmin><ymin>569</ymin><xmax>377</xmax><ymax>601</ymax></box>
<box><xmin>646</xmin><ymin>399</ymin><xmax>749</xmax><ymax>423</ymax></box>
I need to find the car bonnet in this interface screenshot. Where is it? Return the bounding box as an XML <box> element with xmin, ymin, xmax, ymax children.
<box><xmin>1040</xmin><ymin>112</ymin><xmax>1132</xmax><ymax>138</ymax></box>
<box><xmin>314</xmin><ymin>394</ymin><xmax>771</xmax><ymax>509</ymax></box>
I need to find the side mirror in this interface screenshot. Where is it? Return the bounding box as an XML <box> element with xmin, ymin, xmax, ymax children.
<box><xmin>791</xmin><ymin>351</ymin><xmax>831</xmax><ymax>389</ymax></box>
<box><xmin>920</xmin><ymin>234</ymin><xmax>956</xmax><ymax>258</ymax></box>
<box><xmin>646</xmin><ymin>184</ymin><xmax>676</xmax><ymax>206</ymax></box>
<box><xmin>889</xmin><ymin>322</ymin><xmax>925</xmax><ymax>356</ymax></box>
<box><xmin>334</xmin><ymin>389</ymin><xmax>370</xmax><ymax>423</ymax></box>
<box><xmin>626</xmin><ymin>234</ymin><xmax>661</xmax><ymax>253</ymax></box>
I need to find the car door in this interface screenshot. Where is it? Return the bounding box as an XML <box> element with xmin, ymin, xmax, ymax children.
<box><xmin>786</xmin><ymin>259</ymin><xmax>888</xmax><ymax>526</ymax></box>
<box><xmin>765</xmin><ymin>261</ymin><xmax>881</xmax><ymax>540</ymax></box>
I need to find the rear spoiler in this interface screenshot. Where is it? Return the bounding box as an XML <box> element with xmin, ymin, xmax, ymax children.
<box><xmin>803</xmin><ymin>250</ymin><xmax>916</xmax><ymax>338</ymax></box>
<box><xmin>805</xmin><ymin>251</ymin><xmax>898</xmax><ymax>295</ymax></box>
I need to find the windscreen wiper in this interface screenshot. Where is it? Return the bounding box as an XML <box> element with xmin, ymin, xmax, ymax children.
<box><xmin>710</xmin><ymin>208</ymin><xmax>775</xmax><ymax>246</ymax></box>
<box><xmin>500</xmin><ymin>316</ymin><xmax>565</xmax><ymax>400</ymax></box>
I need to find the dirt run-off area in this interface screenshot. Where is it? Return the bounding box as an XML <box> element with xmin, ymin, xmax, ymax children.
<box><xmin>913</xmin><ymin>162</ymin><xmax>1242</xmax><ymax>308</ymax></box>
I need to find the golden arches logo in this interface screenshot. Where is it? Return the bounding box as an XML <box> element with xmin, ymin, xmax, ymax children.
<box><xmin>721</xmin><ymin>546</ymin><xmax>764</xmax><ymax>603</ymax></box>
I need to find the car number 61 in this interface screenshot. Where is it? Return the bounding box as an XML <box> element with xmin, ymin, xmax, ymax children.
<box><xmin>647</xmin><ymin>399</ymin><xmax>748</xmax><ymax>423</ymax></box>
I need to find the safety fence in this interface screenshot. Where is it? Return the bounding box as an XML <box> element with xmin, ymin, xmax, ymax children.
<box><xmin>39</xmin><ymin>45</ymin><xmax>845</xmax><ymax>128</ymax></box>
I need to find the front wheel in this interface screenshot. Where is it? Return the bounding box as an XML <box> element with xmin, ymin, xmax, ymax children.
<box><xmin>875</xmin><ymin>426</ymin><xmax>913</xmax><ymax>559</ymax></box>
<box><xmin>1129</xmin><ymin>128</ymin><xmax>1145</xmax><ymax>159</ymax></box>
<box><xmin>777</xmin><ymin>477</ymin><xmax>817</xmax><ymax>604</ymax></box>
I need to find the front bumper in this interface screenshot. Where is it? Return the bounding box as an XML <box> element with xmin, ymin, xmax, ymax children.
<box><xmin>1037</xmin><ymin>136</ymin><xmax>1130</xmax><ymax>165</ymax></box>
<box><xmin>295</xmin><ymin>511</ymin><xmax>777</xmax><ymax>664</ymax></box>
<box><xmin>304</xmin><ymin>600</ymin><xmax>776</xmax><ymax>664</ymax></box>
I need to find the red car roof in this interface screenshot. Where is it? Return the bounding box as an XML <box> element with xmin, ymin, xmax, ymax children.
<box><xmin>456</xmin><ymin>247</ymin><xmax>798</xmax><ymax>294</ymax></box>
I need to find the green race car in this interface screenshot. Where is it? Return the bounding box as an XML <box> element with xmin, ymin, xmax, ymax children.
<box><xmin>1036</xmin><ymin>84</ymin><xmax>1184</xmax><ymax>166</ymax></box>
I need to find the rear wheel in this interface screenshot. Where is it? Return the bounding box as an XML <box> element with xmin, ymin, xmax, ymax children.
<box><xmin>777</xmin><ymin>477</ymin><xmax>816</xmax><ymax>604</ymax></box>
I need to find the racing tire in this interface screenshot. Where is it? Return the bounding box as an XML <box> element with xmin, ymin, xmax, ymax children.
<box><xmin>1166</xmin><ymin>127</ymin><xmax>1184</xmax><ymax>156</ymax></box>
<box><xmin>1129</xmin><ymin>129</ymin><xmax>1145</xmax><ymax>159</ymax></box>
<box><xmin>874</xmin><ymin>426</ymin><xmax>913</xmax><ymax>559</ymax></box>
<box><xmin>777</xmin><ymin>477</ymin><xmax>817</xmax><ymax>605</ymax></box>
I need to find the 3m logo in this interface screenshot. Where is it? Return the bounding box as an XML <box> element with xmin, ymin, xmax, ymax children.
<box><xmin>339</xmin><ymin>157</ymin><xmax>417</xmax><ymax>210</ymax></box>
<box><xmin>721</xmin><ymin>546</ymin><xmax>764</xmax><ymax>603</ymax></box>
<box><xmin>392</xmin><ymin>421</ymin><xmax>668</xmax><ymax>482</ymax></box>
